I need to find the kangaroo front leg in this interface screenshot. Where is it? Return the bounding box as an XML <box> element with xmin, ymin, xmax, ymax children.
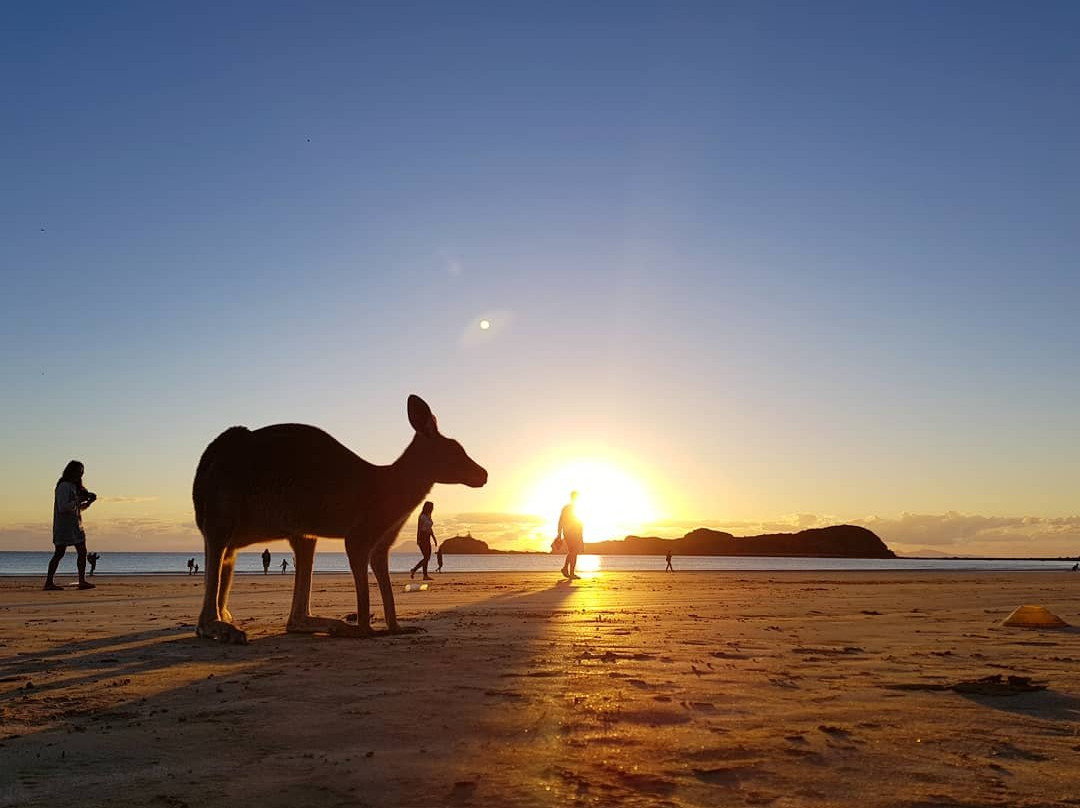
<box><xmin>369</xmin><ymin>546</ymin><xmax>400</xmax><ymax>632</ymax></box>
<box><xmin>197</xmin><ymin>538</ymin><xmax>247</xmax><ymax>645</ymax></box>
<box><xmin>286</xmin><ymin>536</ymin><xmax>346</xmax><ymax>634</ymax></box>
<box><xmin>370</xmin><ymin>545</ymin><xmax>421</xmax><ymax>635</ymax></box>
<box><xmin>330</xmin><ymin>536</ymin><xmax>374</xmax><ymax>638</ymax></box>
<box><xmin>217</xmin><ymin>548</ymin><xmax>237</xmax><ymax>623</ymax></box>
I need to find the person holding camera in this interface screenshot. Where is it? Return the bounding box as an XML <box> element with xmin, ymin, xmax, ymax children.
<box><xmin>44</xmin><ymin>460</ymin><xmax>97</xmax><ymax>591</ymax></box>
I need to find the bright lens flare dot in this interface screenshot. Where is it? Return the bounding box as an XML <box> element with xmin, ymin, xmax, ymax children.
<box><xmin>479</xmin><ymin>319</ymin><xmax>491</xmax><ymax>330</ymax></box>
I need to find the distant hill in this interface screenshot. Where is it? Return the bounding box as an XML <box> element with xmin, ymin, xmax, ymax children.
<box><xmin>442</xmin><ymin>525</ymin><xmax>895</xmax><ymax>559</ymax></box>
<box><xmin>439</xmin><ymin>534</ymin><xmax>536</xmax><ymax>555</ymax></box>
<box><xmin>586</xmin><ymin>525</ymin><xmax>894</xmax><ymax>558</ymax></box>
<box><xmin>895</xmin><ymin>548</ymin><xmax>954</xmax><ymax>559</ymax></box>
<box><xmin>440</xmin><ymin>535</ymin><xmax>498</xmax><ymax>554</ymax></box>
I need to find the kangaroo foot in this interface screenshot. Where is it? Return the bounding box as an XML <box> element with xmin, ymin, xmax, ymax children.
<box><xmin>384</xmin><ymin>623</ymin><xmax>425</xmax><ymax>636</ymax></box>
<box><xmin>327</xmin><ymin>621</ymin><xmax>373</xmax><ymax>638</ymax></box>
<box><xmin>196</xmin><ymin>620</ymin><xmax>248</xmax><ymax>645</ymax></box>
<box><xmin>341</xmin><ymin>612</ymin><xmax>377</xmax><ymax>624</ymax></box>
<box><xmin>287</xmin><ymin>615</ymin><xmax>347</xmax><ymax>634</ymax></box>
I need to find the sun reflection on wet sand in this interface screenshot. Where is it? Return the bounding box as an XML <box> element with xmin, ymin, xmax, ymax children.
<box><xmin>572</xmin><ymin>554</ymin><xmax>602</xmax><ymax>576</ymax></box>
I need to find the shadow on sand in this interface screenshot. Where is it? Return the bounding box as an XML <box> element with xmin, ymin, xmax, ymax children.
<box><xmin>958</xmin><ymin>689</ymin><xmax>1080</xmax><ymax>722</ymax></box>
<box><xmin>1</xmin><ymin>578</ymin><xmax>580</xmax><ymax>808</ymax></box>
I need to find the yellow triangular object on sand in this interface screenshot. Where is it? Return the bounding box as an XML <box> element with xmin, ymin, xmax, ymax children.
<box><xmin>1002</xmin><ymin>605</ymin><xmax>1069</xmax><ymax>628</ymax></box>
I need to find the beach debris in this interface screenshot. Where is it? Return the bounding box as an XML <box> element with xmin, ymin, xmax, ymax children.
<box><xmin>1002</xmin><ymin>604</ymin><xmax>1069</xmax><ymax>628</ymax></box>
<box><xmin>887</xmin><ymin>674</ymin><xmax>1048</xmax><ymax>696</ymax></box>
<box><xmin>403</xmin><ymin>582</ymin><xmax>429</xmax><ymax>593</ymax></box>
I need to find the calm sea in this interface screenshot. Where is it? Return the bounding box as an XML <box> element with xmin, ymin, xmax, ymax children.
<box><xmin>0</xmin><ymin>551</ymin><xmax>1073</xmax><ymax>576</ymax></box>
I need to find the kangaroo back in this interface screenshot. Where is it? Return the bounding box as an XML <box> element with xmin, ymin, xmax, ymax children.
<box><xmin>193</xmin><ymin>426</ymin><xmax>251</xmax><ymax>533</ymax></box>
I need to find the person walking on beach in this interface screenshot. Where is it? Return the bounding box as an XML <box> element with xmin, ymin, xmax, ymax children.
<box><xmin>187</xmin><ymin>557</ymin><xmax>194</xmax><ymax>575</ymax></box>
<box><xmin>194</xmin><ymin>562</ymin><xmax>199</xmax><ymax>574</ymax></box>
<box><xmin>262</xmin><ymin>548</ymin><xmax>271</xmax><ymax>575</ymax></box>
<box><xmin>44</xmin><ymin>460</ymin><xmax>97</xmax><ymax>591</ymax></box>
<box><xmin>87</xmin><ymin>552</ymin><xmax>100</xmax><ymax>576</ymax></box>
<box><xmin>436</xmin><ymin>546</ymin><xmax>444</xmax><ymax>573</ymax></box>
<box><xmin>557</xmin><ymin>491</ymin><xmax>584</xmax><ymax>580</ymax></box>
<box><xmin>280</xmin><ymin>558</ymin><xmax>289</xmax><ymax>574</ymax></box>
<box><xmin>411</xmin><ymin>501</ymin><xmax>438</xmax><ymax>581</ymax></box>
<box><xmin>665</xmin><ymin>550</ymin><xmax>673</xmax><ymax>572</ymax></box>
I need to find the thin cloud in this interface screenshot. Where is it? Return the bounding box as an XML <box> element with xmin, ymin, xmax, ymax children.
<box><xmin>4</xmin><ymin>511</ymin><xmax>1080</xmax><ymax>557</ymax></box>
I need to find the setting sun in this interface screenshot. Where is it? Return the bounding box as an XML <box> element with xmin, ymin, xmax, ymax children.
<box><xmin>521</xmin><ymin>457</ymin><xmax>659</xmax><ymax>543</ymax></box>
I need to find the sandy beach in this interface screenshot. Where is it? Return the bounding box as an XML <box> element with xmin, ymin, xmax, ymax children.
<box><xmin>2</xmin><ymin>570</ymin><xmax>1079</xmax><ymax>807</ymax></box>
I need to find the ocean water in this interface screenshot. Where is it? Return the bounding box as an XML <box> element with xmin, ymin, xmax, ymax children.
<box><xmin>0</xmin><ymin>551</ymin><xmax>1073</xmax><ymax>577</ymax></box>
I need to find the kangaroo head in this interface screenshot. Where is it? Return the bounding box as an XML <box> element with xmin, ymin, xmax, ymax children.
<box><xmin>407</xmin><ymin>394</ymin><xmax>488</xmax><ymax>488</ymax></box>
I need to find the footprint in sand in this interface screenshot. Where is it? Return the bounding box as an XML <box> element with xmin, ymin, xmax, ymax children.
<box><xmin>682</xmin><ymin>700</ymin><xmax>718</xmax><ymax>714</ymax></box>
<box><xmin>448</xmin><ymin>780</ymin><xmax>478</xmax><ymax>802</ymax></box>
<box><xmin>692</xmin><ymin>765</ymin><xmax>757</xmax><ymax>785</ymax></box>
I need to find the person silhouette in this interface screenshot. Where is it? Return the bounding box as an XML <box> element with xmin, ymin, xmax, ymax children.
<box><xmin>665</xmin><ymin>551</ymin><xmax>673</xmax><ymax>572</ymax></box>
<box><xmin>87</xmin><ymin>552</ymin><xmax>100</xmax><ymax>576</ymax></box>
<box><xmin>410</xmin><ymin>501</ymin><xmax>438</xmax><ymax>581</ymax></box>
<box><xmin>557</xmin><ymin>491</ymin><xmax>584</xmax><ymax>580</ymax></box>
<box><xmin>44</xmin><ymin>460</ymin><xmax>97</xmax><ymax>591</ymax></box>
<box><xmin>193</xmin><ymin>562</ymin><xmax>199</xmax><ymax>574</ymax></box>
<box><xmin>280</xmin><ymin>558</ymin><xmax>289</xmax><ymax>575</ymax></box>
<box><xmin>262</xmin><ymin>548</ymin><xmax>271</xmax><ymax>575</ymax></box>
<box><xmin>436</xmin><ymin>547</ymin><xmax>444</xmax><ymax>573</ymax></box>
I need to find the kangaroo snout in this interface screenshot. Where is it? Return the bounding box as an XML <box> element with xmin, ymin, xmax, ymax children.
<box><xmin>467</xmin><ymin>464</ymin><xmax>488</xmax><ymax>488</ymax></box>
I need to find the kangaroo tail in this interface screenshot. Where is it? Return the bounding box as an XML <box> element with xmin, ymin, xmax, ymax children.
<box><xmin>192</xmin><ymin>426</ymin><xmax>251</xmax><ymax>534</ymax></box>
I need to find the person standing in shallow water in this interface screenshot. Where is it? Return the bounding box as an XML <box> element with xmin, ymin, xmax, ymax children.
<box><xmin>262</xmin><ymin>548</ymin><xmax>271</xmax><ymax>575</ymax></box>
<box><xmin>557</xmin><ymin>491</ymin><xmax>584</xmax><ymax>580</ymax></box>
<box><xmin>411</xmin><ymin>501</ymin><xmax>438</xmax><ymax>581</ymax></box>
<box><xmin>45</xmin><ymin>460</ymin><xmax>97</xmax><ymax>591</ymax></box>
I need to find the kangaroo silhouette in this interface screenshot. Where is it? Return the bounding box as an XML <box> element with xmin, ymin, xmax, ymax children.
<box><xmin>192</xmin><ymin>395</ymin><xmax>487</xmax><ymax>643</ymax></box>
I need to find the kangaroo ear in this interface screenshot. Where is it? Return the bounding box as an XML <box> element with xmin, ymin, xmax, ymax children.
<box><xmin>407</xmin><ymin>394</ymin><xmax>438</xmax><ymax>436</ymax></box>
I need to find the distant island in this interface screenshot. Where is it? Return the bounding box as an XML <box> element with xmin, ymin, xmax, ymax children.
<box><xmin>440</xmin><ymin>525</ymin><xmax>895</xmax><ymax>559</ymax></box>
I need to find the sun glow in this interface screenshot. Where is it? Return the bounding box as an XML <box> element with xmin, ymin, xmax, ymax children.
<box><xmin>521</xmin><ymin>457</ymin><xmax>659</xmax><ymax>544</ymax></box>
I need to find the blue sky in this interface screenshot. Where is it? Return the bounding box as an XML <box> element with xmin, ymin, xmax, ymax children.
<box><xmin>2</xmin><ymin>2</ymin><xmax>1078</xmax><ymax>554</ymax></box>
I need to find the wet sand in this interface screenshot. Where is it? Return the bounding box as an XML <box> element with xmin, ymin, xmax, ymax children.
<box><xmin>2</xmin><ymin>570</ymin><xmax>1079</xmax><ymax>807</ymax></box>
